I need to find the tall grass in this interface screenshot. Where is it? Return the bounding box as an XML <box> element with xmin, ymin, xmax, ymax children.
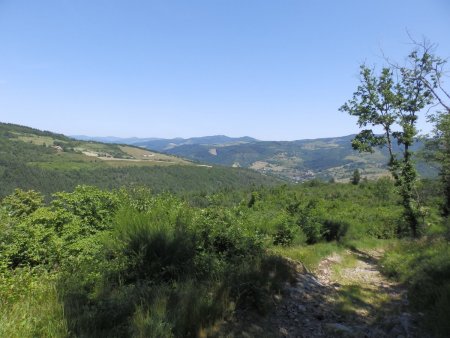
<box><xmin>0</xmin><ymin>269</ymin><xmax>68</xmax><ymax>338</ymax></box>
<box><xmin>381</xmin><ymin>239</ymin><xmax>450</xmax><ymax>336</ymax></box>
<box><xmin>57</xmin><ymin>202</ymin><xmax>295</xmax><ymax>337</ymax></box>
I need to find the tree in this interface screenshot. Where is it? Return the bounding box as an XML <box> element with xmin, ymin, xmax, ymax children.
<box><xmin>340</xmin><ymin>54</ymin><xmax>433</xmax><ymax>237</ymax></box>
<box><xmin>351</xmin><ymin>169</ymin><xmax>361</xmax><ymax>185</ymax></box>
<box><xmin>427</xmin><ymin>111</ymin><xmax>450</xmax><ymax>216</ymax></box>
<box><xmin>399</xmin><ymin>39</ymin><xmax>450</xmax><ymax>217</ymax></box>
<box><xmin>1</xmin><ymin>189</ymin><xmax>44</xmax><ymax>218</ymax></box>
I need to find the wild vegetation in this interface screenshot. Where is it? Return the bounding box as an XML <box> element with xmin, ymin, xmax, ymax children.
<box><xmin>74</xmin><ymin>130</ymin><xmax>438</xmax><ymax>183</ymax></box>
<box><xmin>1</xmin><ymin>40</ymin><xmax>449</xmax><ymax>337</ymax></box>
<box><xmin>0</xmin><ymin>173</ymin><xmax>448</xmax><ymax>336</ymax></box>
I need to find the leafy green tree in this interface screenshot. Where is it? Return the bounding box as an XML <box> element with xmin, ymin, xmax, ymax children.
<box><xmin>405</xmin><ymin>41</ymin><xmax>450</xmax><ymax>217</ymax></box>
<box><xmin>1</xmin><ymin>189</ymin><xmax>44</xmax><ymax>218</ymax></box>
<box><xmin>386</xmin><ymin>39</ymin><xmax>450</xmax><ymax>221</ymax></box>
<box><xmin>351</xmin><ymin>169</ymin><xmax>361</xmax><ymax>185</ymax></box>
<box><xmin>427</xmin><ymin>112</ymin><xmax>450</xmax><ymax>215</ymax></box>
<box><xmin>52</xmin><ymin>185</ymin><xmax>120</xmax><ymax>233</ymax></box>
<box><xmin>340</xmin><ymin>57</ymin><xmax>433</xmax><ymax>237</ymax></box>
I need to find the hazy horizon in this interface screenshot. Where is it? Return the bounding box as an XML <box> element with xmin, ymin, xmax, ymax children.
<box><xmin>69</xmin><ymin>131</ymin><xmax>359</xmax><ymax>142</ymax></box>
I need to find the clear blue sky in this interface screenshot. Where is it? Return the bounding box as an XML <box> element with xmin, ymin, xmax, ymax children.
<box><xmin>1</xmin><ymin>0</ymin><xmax>449</xmax><ymax>140</ymax></box>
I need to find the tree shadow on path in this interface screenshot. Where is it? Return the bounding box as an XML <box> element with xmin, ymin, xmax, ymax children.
<box><xmin>214</xmin><ymin>249</ymin><xmax>427</xmax><ymax>337</ymax></box>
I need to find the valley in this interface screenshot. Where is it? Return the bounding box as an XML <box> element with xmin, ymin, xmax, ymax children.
<box><xmin>2</xmin><ymin>2</ymin><xmax>449</xmax><ymax>337</ymax></box>
<box><xmin>73</xmin><ymin>134</ymin><xmax>436</xmax><ymax>182</ymax></box>
<box><xmin>0</xmin><ymin>123</ymin><xmax>281</xmax><ymax>197</ymax></box>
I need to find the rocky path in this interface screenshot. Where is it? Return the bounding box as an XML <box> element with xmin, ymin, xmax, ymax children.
<box><xmin>217</xmin><ymin>249</ymin><xmax>425</xmax><ymax>337</ymax></box>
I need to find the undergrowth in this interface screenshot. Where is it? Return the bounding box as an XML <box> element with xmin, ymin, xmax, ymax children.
<box><xmin>0</xmin><ymin>179</ymin><xmax>446</xmax><ymax>336</ymax></box>
<box><xmin>381</xmin><ymin>239</ymin><xmax>450</xmax><ymax>336</ymax></box>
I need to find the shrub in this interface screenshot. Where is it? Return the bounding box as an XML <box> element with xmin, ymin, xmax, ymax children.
<box><xmin>273</xmin><ymin>215</ymin><xmax>304</xmax><ymax>246</ymax></box>
<box><xmin>194</xmin><ymin>207</ymin><xmax>263</xmax><ymax>261</ymax></box>
<box><xmin>52</xmin><ymin>185</ymin><xmax>120</xmax><ymax>233</ymax></box>
<box><xmin>1</xmin><ymin>189</ymin><xmax>44</xmax><ymax>218</ymax></box>
<box><xmin>226</xmin><ymin>255</ymin><xmax>296</xmax><ymax>314</ymax></box>
<box><xmin>322</xmin><ymin>219</ymin><xmax>349</xmax><ymax>241</ymax></box>
<box><xmin>380</xmin><ymin>240</ymin><xmax>450</xmax><ymax>336</ymax></box>
<box><xmin>109</xmin><ymin>206</ymin><xmax>197</xmax><ymax>283</ymax></box>
<box><xmin>299</xmin><ymin>199</ymin><xmax>327</xmax><ymax>244</ymax></box>
<box><xmin>0</xmin><ymin>207</ymin><xmax>62</xmax><ymax>268</ymax></box>
<box><xmin>58</xmin><ymin>196</ymin><xmax>287</xmax><ymax>337</ymax></box>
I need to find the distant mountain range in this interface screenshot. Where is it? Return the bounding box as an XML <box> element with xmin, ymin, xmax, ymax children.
<box><xmin>72</xmin><ymin>134</ymin><xmax>437</xmax><ymax>182</ymax></box>
<box><xmin>71</xmin><ymin>135</ymin><xmax>258</xmax><ymax>151</ymax></box>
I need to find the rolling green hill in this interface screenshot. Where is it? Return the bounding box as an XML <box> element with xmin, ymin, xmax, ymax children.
<box><xmin>73</xmin><ymin>133</ymin><xmax>437</xmax><ymax>182</ymax></box>
<box><xmin>163</xmin><ymin>135</ymin><xmax>436</xmax><ymax>182</ymax></box>
<box><xmin>0</xmin><ymin>123</ymin><xmax>281</xmax><ymax>197</ymax></box>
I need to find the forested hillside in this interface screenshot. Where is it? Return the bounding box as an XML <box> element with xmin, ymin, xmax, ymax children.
<box><xmin>74</xmin><ymin>133</ymin><xmax>437</xmax><ymax>182</ymax></box>
<box><xmin>0</xmin><ymin>123</ymin><xmax>281</xmax><ymax>197</ymax></box>
<box><xmin>164</xmin><ymin>136</ymin><xmax>436</xmax><ymax>182</ymax></box>
<box><xmin>1</xmin><ymin>105</ymin><xmax>449</xmax><ymax>337</ymax></box>
<box><xmin>1</xmin><ymin>40</ymin><xmax>449</xmax><ymax>338</ymax></box>
<box><xmin>2</xmin><ymin>0</ymin><xmax>450</xmax><ymax>336</ymax></box>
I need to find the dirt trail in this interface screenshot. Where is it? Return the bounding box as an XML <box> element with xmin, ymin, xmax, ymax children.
<box><xmin>217</xmin><ymin>249</ymin><xmax>425</xmax><ymax>337</ymax></box>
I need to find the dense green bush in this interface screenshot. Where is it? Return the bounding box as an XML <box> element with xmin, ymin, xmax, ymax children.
<box><xmin>322</xmin><ymin>219</ymin><xmax>349</xmax><ymax>241</ymax></box>
<box><xmin>2</xmin><ymin>188</ymin><xmax>44</xmax><ymax>218</ymax></box>
<box><xmin>298</xmin><ymin>199</ymin><xmax>327</xmax><ymax>244</ymax></box>
<box><xmin>269</xmin><ymin>212</ymin><xmax>303</xmax><ymax>246</ymax></box>
<box><xmin>52</xmin><ymin>192</ymin><xmax>292</xmax><ymax>337</ymax></box>
<box><xmin>0</xmin><ymin>178</ymin><xmax>445</xmax><ymax>336</ymax></box>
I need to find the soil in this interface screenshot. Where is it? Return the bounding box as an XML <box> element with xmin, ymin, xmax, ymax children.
<box><xmin>215</xmin><ymin>249</ymin><xmax>428</xmax><ymax>338</ymax></box>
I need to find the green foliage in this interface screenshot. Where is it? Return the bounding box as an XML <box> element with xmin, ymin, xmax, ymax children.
<box><xmin>0</xmin><ymin>178</ymin><xmax>444</xmax><ymax>336</ymax></box>
<box><xmin>0</xmin><ymin>269</ymin><xmax>68</xmax><ymax>338</ymax></box>
<box><xmin>52</xmin><ymin>185</ymin><xmax>120</xmax><ymax>233</ymax></box>
<box><xmin>1</xmin><ymin>189</ymin><xmax>44</xmax><ymax>218</ymax></box>
<box><xmin>351</xmin><ymin>169</ymin><xmax>361</xmax><ymax>185</ymax></box>
<box><xmin>340</xmin><ymin>49</ymin><xmax>435</xmax><ymax>237</ymax></box>
<box><xmin>322</xmin><ymin>219</ymin><xmax>349</xmax><ymax>241</ymax></box>
<box><xmin>0</xmin><ymin>209</ymin><xmax>62</xmax><ymax>268</ymax></box>
<box><xmin>273</xmin><ymin>215</ymin><xmax>300</xmax><ymax>246</ymax></box>
<box><xmin>45</xmin><ymin>191</ymin><xmax>289</xmax><ymax>337</ymax></box>
<box><xmin>428</xmin><ymin>111</ymin><xmax>450</xmax><ymax>217</ymax></box>
<box><xmin>381</xmin><ymin>239</ymin><xmax>450</xmax><ymax>336</ymax></box>
<box><xmin>299</xmin><ymin>199</ymin><xmax>327</xmax><ymax>244</ymax></box>
<box><xmin>110</xmin><ymin>203</ymin><xmax>197</xmax><ymax>283</ymax></box>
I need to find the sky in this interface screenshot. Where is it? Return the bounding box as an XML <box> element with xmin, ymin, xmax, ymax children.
<box><xmin>0</xmin><ymin>0</ymin><xmax>449</xmax><ymax>140</ymax></box>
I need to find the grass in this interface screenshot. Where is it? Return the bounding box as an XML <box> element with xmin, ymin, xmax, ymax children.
<box><xmin>334</xmin><ymin>284</ymin><xmax>392</xmax><ymax>322</ymax></box>
<box><xmin>0</xmin><ymin>270</ymin><xmax>68</xmax><ymax>338</ymax></box>
<box><xmin>16</xmin><ymin>134</ymin><xmax>57</xmax><ymax>146</ymax></box>
<box><xmin>271</xmin><ymin>242</ymin><xmax>345</xmax><ymax>271</ymax></box>
<box><xmin>27</xmin><ymin>148</ymin><xmax>196</xmax><ymax>170</ymax></box>
<box><xmin>380</xmin><ymin>236</ymin><xmax>450</xmax><ymax>334</ymax></box>
<box><xmin>11</xmin><ymin>130</ymin><xmax>192</xmax><ymax>167</ymax></box>
<box><xmin>271</xmin><ymin>238</ymin><xmax>392</xmax><ymax>272</ymax></box>
<box><xmin>119</xmin><ymin>145</ymin><xmax>191</xmax><ymax>164</ymax></box>
<box><xmin>273</xmin><ymin>238</ymin><xmax>402</xmax><ymax>326</ymax></box>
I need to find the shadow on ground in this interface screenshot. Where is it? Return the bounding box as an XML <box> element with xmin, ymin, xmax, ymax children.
<box><xmin>213</xmin><ymin>250</ymin><xmax>426</xmax><ymax>338</ymax></box>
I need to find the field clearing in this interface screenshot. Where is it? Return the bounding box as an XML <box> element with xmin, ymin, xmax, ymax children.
<box><xmin>119</xmin><ymin>145</ymin><xmax>191</xmax><ymax>164</ymax></box>
<box><xmin>14</xmin><ymin>133</ymin><xmax>58</xmax><ymax>146</ymax></box>
<box><xmin>100</xmin><ymin>159</ymin><xmax>193</xmax><ymax>167</ymax></box>
<box><xmin>27</xmin><ymin>148</ymin><xmax>196</xmax><ymax>169</ymax></box>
